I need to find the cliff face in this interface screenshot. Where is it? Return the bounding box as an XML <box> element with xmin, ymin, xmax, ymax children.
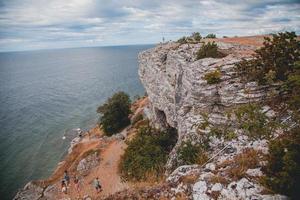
<box><xmin>138</xmin><ymin>41</ymin><xmax>273</xmax><ymax>169</ymax></box>
<box><xmin>137</xmin><ymin>41</ymin><xmax>289</xmax><ymax>200</ymax></box>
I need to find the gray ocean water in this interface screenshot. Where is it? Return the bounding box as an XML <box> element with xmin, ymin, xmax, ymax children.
<box><xmin>0</xmin><ymin>45</ymin><xmax>152</xmax><ymax>199</ymax></box>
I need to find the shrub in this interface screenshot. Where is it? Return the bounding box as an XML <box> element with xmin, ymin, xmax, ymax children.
<box><xmin>285</xmin><ymin>60</ymin><xmax>300</xmax><ymax>110</ymax></box>
<box><xmin>262</xmin><ymin>129</ymin><xmax>300</xmax><ymax>198</ymax></box>
<box><xmin>203</xmin><ymin>70</ymin><xmax>222</xmax><ymax>84</ymax></box>
<box><xmin>177</xmin><ymin>36</ymin><xmax>187</xmax><ymax>44</ymax></box>
<box><xmin>97</xmin><ymin>91</ymin><xmax>131</xmax><ymax>135</ymax></box>
<box><xmin>234</xmin><ymin>104</ymin><xmax>279</xmax><ymax>140</ymax></box>
<box><xmin>192</xmin><ymin>32</ymin><xmax>202</xmax><ymax>41</ymax></box>
<box><xmin>197</xmin><ymin>42</ymin><xmax>226</xmax><ymax>59</ymax></box>
<box><xmin>236</xmin><ymin>32</ymin><xmax>300</xmax><ymax>84</ymax></box>
<box><xmin>205</xmin><ymin>33</ymin><xmax>216</xmax><ymax>38</ymax></box>
<box><xmin>119</xmin><ymin>125</ymin><xmax>177</xmax><ymax>181</ymax></box>
<box><xmin>178</xmin><ymin>141</ymin><xmax>208</xmax><ymax>165</ymax></box>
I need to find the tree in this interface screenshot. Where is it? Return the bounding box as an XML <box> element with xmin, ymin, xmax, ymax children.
<box><xmin>192</xmin><ymin>32</ymin><xmax>202</xmax><ymax>41</ymax></box>
<box><xmin>197</xmin><ymin>42</ymin><xmax>226</xmax><ymax>59</ymax></box>
<box><xmin>205</xmin><ymin>33</ymin><xmax>216</xmax><ymax>38</ymax></box>
<box><xmin>97</xmin><ymin>91</ymin><xmax>131</xmax><ymax>135</ymax></box>
<box><xmin>236</xmin><ymin>32</ymin><xmax>300</xmax><ymax>84</ymax></box>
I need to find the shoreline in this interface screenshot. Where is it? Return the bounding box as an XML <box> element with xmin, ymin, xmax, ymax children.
<box><xmin>14</xmin><ymin>97</ymin><xmax>149</xmax><ymax>199</ymax></box>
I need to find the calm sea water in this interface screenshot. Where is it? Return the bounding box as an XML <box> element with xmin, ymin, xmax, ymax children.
<box><xmin>0</xmin><ymin>45</ymin><xmax>152</xmax><ymax>199</ymax></box>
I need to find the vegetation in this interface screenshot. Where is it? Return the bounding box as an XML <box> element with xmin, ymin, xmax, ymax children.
<box><xmin>262</xmin><ymin>129</ymin><xmax>300</xmax><ymax>199</ymax></box>
<box><xmin>203</xmin><ymin>70</ymin><xmax>222</xmax><ymax>84</ymax></box>
<box><xmin>205</xmin><ymin>33</ymin><xmax>216</xmax><ymax>38</ymax></box>
<box><xmin>234</xmin><ymin>104</ymin><xmax>279</xmax><ymax>140</ymax></box>
<box><xmin>218</xmin><ymin>148</ymin><xmax>261</xmax><ymax>181</ymax></box>
<box><xmin>177</xmin><ymin>32</ymin><xmax>202</xmax><ymax>44</ymax></box>
<box><xmin>177</xmin><ymin>36</ymin><xmax>188</xmax><ymax>44</ymax></box>
<box><xmin>192</xmin><ymin>32</ymin><xmax>202</xmax><ymax>41</ymax></box>
<box><xmin>235</xmin><ymin>33</ymin><xmax>300</xmax><ymax>198</ymax></box>
<box><xmin>119</xmin><ymin>124</ymin><xmax>177</xmax><ymax>181</ymax></box>
<box><xmin>97</xmin><ymin>91</ymin><xmax>131</xmax><ymax>136</ymax></box>
<box><xmin>177</xmin><ymin>141</ymin><xmax>208</xmax><ymax>166</ymax></box>
<box><xmin>197</xmin><ymin>42</ymin><xmax>226</xmax><ymax>59</ymax></box>
<box><xmin>236</xmin><ymin>32</ymin><xmax>300</xmax><ymax>85</ymax></box>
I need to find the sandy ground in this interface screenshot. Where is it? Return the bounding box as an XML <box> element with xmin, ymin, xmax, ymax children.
<box><xmin>35</xmin><ymin>97</ymin><xmax>149</xmax><ymax>199</ymax></box>
<box><xmin>55</xmin><ymin>138</ymin><xmax>128</xmax><ymax>199</ymax></box>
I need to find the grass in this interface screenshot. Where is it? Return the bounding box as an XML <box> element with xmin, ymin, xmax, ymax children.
<box><xmin>218</xmin><ymin>148</ymin><xmax>262</xmax><ymax>181</ymax></box>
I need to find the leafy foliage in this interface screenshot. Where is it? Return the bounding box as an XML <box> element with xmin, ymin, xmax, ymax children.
<box><xmin>284</xmin><ymin>60</ymin><xmax>300</xmax><ymax>110</ymax></box>
<box><xmin>178</xmin><ymin>141</ymin><xmax>208</xmax><ymax>166</ymax></box>
<box><xmin>236</xmin><ymin>32</ymin><xmax>300</xmax><ymax>84</ymax></box>
<box><xmin>119</xmin><ymin>125</ymin><xmax>177</xmax><ymax>181</ymax></box>
<box><xmin>262</xmin><ymin>129</ymin><xmax>300</xmax><ymax>199</ymax></box>
<box><xmin>203</xmin><ymin>70</ymin><xmax>222</xmax><ymax>84</ymax></box>
<box><xmin>192</xmin><ymin>32</ymin><xmax>202</xmax><ymax>41</ymax></box>
<box><xmin>177</xmin><ymin>36</ymin><xmax>187</xmax><ymax>44</ymax></box>
<box><xmin>234</xmin><ymin>104</ymin><xmax>279</xmax><ymax>140</ymax></box>
<box><xmin>97</xmin><ymin>91</ymin><xmax>131</xmax><ymax>135</ymax></box>
<box><xmin>205</xmin><ymin>33</ymin><xmax>216</xmax><ymax>38</ymax></box>
<box><xmin>177</xmin><ymin>32</ymin><xmax>202</xmax><ymax>44</ymax></box>
<box><xmin>197</xmin><ymin>42</ymin><xmax>226</xmax><ymax>59</ymax></box>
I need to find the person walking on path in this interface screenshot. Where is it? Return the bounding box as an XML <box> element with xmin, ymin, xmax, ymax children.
<box><xmin>93</xmin><ymin>177</ymin><xmax>102</xmax><ymax>193</ymax></box>
<box><xmin>61</xmin><ymin>180</ymin><xmax>67</xmax><ymax>194</ymax></box>
<box><xmin>64</xmin><ymin>170</ymin><xmax>70</xmax><ymax>186</ymax></box>
<box><xmin>73</xmin><ymin>176</ymin><xmax>80</xmax><ymax>197</ymax></box>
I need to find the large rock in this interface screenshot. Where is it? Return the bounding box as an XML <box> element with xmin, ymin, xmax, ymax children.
<box><xmin>138</xmin><ymin>42</ymin><xmax>274</xmax><ymax>170</ymax></box>
<box><xmin>77</xmin><ymin>151</ymin><xmax>100</xmax><ymax>176</ymax></box>
<box><xmin>13</xmin><ymin>182</ymin><xmax>44</xmax><ymax>200</ymax></box>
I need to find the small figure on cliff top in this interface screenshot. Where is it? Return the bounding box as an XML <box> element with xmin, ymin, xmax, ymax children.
<box><xmin>93</xmin><ymin>177</ymin><xmax>102</xmax><ymax>193</ymax></box>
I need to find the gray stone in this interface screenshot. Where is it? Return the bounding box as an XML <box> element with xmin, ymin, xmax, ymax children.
<box><xmin>77</xmin><ymin>152</ymin><xmax>100</xmax><ymax>176</ymax></box>
<box><xmin>211</xmin><ymin>183</ymin><xmax>223</xmax><ymax>192</ymax></box>
<box><xmin>138</xmin><ymin>42</ymin><xmax>272</xmax><ymax>170</ymax></box>
<box><xmin>13</xmin><ymin>182</ymin><xmax>44</xmax><ymax>200</ymax></box>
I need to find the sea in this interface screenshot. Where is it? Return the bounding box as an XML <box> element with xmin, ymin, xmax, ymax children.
<box><xmin>0</xmin><ymin>44</ymin><xmax>153</xmax><ymax>199</ymax></box>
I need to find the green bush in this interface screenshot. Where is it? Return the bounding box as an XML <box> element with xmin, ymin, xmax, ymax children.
<box><xmin>234</xmin><ymin>104</ymin><xmax>279</xmax><ymax>140</ymax></box>
<box><xmin>262</xmin><ymin>129</ymin><xmax>300</xmax><ymax>199</ymax></box>
<box><xmin>97</xmin><ymin>91</ymin><xmax>131</xmax><ymax>135</ymax></box>
<box><xmin>205</xmin><ymin>33</ymin><xmax>216</xmax><ymax>38</ymax></box>
<box><xmin>178</xmin><ymin>141</ymin><xmax>208</xmax><ymax>166</ymax></box>
<box><xmin>197</xmin><ymin>42</ymin><xmax>226</xmax><ymax>59</ymax></box>
<box><xmin>192</xmin><ymin>32</ymin><xmax>202</xmax><ymax>41</ymax></box>
<box><xmin>119</xmin><ymin>125</ymin><xmax>177</xmax><ymax>181</ymax></box>
<box><xmin>177</xmin><ymin>36</ymin><xmax>187</xmax><ymax>44</ymax></box>
<box><xmin>285</xmin><ymin>60</ymin><xmax>300</xmax><ymax>110</ymax></box>
<box><xmin>236</xmin><ymin>32</ymin><xmax>300</xmax><ymax>84</ymax></box>
<box><xmin>203</xmin><ymin>70</ymin><xmax>222</xmax><ymax>84</ymax></box>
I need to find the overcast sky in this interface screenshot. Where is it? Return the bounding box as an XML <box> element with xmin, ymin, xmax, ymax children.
<box><xmin>0</xmin><ymin>0</ymin><xmax>299</xmax><ymax>52</ymax></box>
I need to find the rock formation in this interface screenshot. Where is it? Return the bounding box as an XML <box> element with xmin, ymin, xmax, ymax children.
<box><xmin>138</xmin><ymin>41</ymin><xmax>276</xmax><ymax>170</ymax></box>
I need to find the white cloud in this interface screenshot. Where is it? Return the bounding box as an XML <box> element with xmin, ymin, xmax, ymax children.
<box><xmin>0</xmin><ymin>0</ymin><xmax>299</xmax><ymax>51</ymax></box>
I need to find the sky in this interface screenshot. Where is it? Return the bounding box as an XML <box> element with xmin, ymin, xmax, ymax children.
<box><xmin>0</xmin><ymin>0</ymin><xmax>299</xmax><ymax>52</ymax></box>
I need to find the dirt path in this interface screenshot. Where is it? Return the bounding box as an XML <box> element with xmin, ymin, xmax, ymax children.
<box><xmin>52</xmin><ymin>136</ymin><xmax>128</xmax><ymax>199</ymax></box>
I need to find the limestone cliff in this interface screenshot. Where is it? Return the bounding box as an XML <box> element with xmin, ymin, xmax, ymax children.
<box><xmin>138</xmin><ymin>41</ymin><xmax>288</xmax><ymax>200</ymax></box>
<box><xmin>138</xmin><ymin>41</ymin><xmax>276</xmax><ymax>169</ymax></box>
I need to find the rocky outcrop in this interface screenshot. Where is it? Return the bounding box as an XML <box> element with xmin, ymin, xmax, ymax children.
<box><xmin>13</xmin><ymin>182</ymin><xmax>44</xmax><ymax>200</ymax></box>
<box><xmin>138</xmin><ymin>41</ymin><xmax>287</xmax><ymax>199</ymax></box>
<box><xmin>77</xmin><ymin>151</ymin><xmax>100</xmax><ymax>176</ymax></box>
<box><xmin>138</xmin><ymin>42</ymin><xmax>276</xmax><ymax>170</ymax></box>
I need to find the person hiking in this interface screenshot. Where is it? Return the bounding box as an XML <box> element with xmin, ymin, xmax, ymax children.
<box><xmin>64</xmin><ymin>170</ymin><xmax>70</xmax><ymax>186</ymax></box>
<box><xmin>73</xmin><ymin>176</ymin><xmax>80</xmax><ymax>197</ymax></box>
<box><xmin>93</xmin><ymin>177</ymin><xmax>102</xmax><ymax>193</ymax></box>
<box><xmin>61</xmin><ymin>180</ymin><xmax>67</xmax><ymax>194</ymax></box>
<box><xmin>74</xmin><ymin>176</ymin><xmax>80</xmax><ymax>192</ymax></box>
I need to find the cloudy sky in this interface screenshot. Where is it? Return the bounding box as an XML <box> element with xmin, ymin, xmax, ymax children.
<box><xmin>0</xmin><ymin>0</ymin><xmax>299</xmax><ymax>52</ymax></box>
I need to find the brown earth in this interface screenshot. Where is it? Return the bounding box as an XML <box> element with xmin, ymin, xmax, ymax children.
<box><xmin>33</xmin><ymin>97</ymin><xmax>149</xmax><ymax>199</ymax></box>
